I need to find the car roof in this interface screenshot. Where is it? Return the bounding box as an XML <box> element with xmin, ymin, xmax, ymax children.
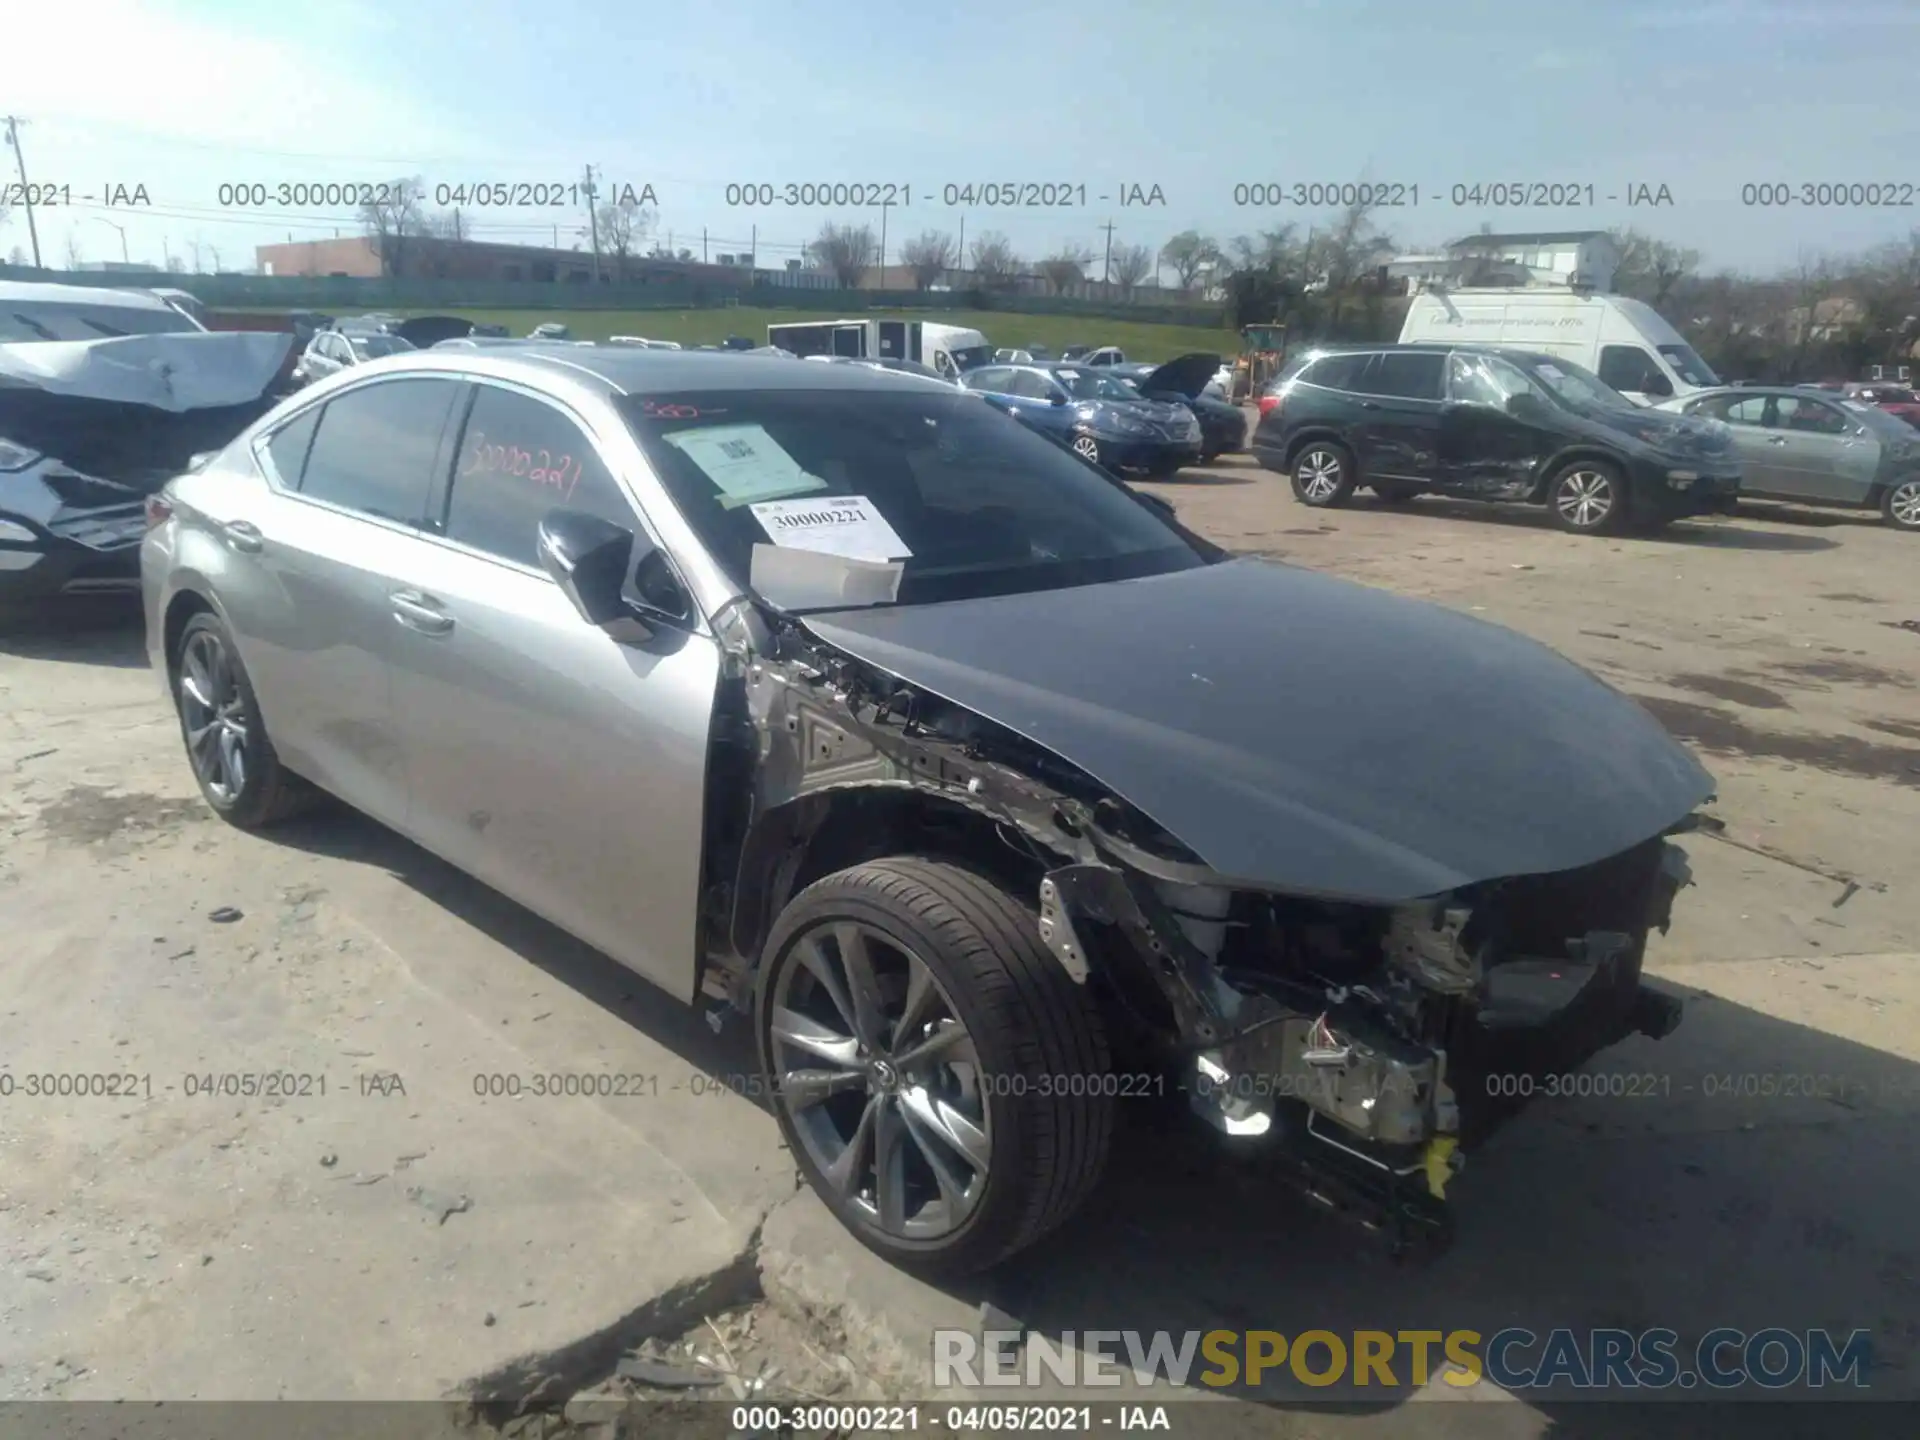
<box><xmin>337</xmin><ymin>346</ymin><xmax>960</xmax><ymax>396</ymax></box>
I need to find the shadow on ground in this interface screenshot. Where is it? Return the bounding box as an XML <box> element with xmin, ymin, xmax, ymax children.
<box><xmin>0</xmin><ymin>597</ymin><xmax>148</xmax><ymax>669</ymax></box>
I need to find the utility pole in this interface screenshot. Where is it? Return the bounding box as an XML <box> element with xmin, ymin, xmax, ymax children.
<box><xmin>4</xmin><ymin>116</ymin><xmax>44</xmax><ymax>268</ymax></box>
<box><xmin>582</xmin><ymin>164</ymin><xmax>602</xmax><ymax>281</ymax></box>
<box><xmin>750</xmin><ymin>224</ymin><xmax>756</xmax><ymax>269</ymax></box>
<box><xmin>702</xmin><ymin>227</ymin><xmax>708</xmax><ymax>264</ymax></box>
<box><xmin>1099</xmin><ymin>219</ymin><xmax>1117</xmax><ymax>289</ymax></box>
<box><xmin>956</xmin><ymin>215</ymin><xmax>965</xmax><ymax>280</ymax></box>
<box><xmin>878</xmin><ymin>199</ymin><xmax>892</xmax><ymax>287</ymax></box>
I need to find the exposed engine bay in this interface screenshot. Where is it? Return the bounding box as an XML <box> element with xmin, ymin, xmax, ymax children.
<box><xmin>699</xmin><ymin>601</ymin><xmax>1696</xmax><ymax>1256</ymax></box>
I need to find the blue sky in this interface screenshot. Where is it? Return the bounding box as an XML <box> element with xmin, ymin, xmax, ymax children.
<box><xmin>5</xmin><ymin>0</ymin><xmax>1918</xmax><ymax>279</ymax></box>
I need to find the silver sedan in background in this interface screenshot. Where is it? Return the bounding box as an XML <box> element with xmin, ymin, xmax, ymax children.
<box><xmin>1657</xmin><ymin>385</ymin><xmax>1920</xmax><ymax>531</ymax></box>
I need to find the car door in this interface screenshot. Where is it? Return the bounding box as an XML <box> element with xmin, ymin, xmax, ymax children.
<box><xmin>379</xmin><ymin>378</ymin><xmax>721</xmax><ymax>1001</ymax></box>
<box><xmin>229</xmin><ymin>375</ymin><xmax>465</xmax><ymax>827</ymax></box>
<box><xmin>1005</xmin><ymin>369</ymin><xmax>1075</xmax><ymax>440</ymax></box>
<box><xmin>1689</xmin><ymin>393</ymin><xmax>1783</xmax><ymax>494</ymax></box>
<box><xmin>1349</xmin><ymin>350</ymin><xmax>1445</xmax><ymax>485</ymax></box>
<box><xmin>1436</xmin><ymin>351</ymin><xmax>1565</xmax><ymax>499</ymax></box>
<box><xmin>1769</xmin><ymin>394</ymin><xmax>1881</xmax><ymax>503</ymax></box>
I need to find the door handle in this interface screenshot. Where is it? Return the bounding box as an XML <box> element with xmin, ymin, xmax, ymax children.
<box><xmin>389</xmin><ymin>590</ymin><xmax>455</xmax><ymax>635</ymax></box>
<box><xmin>221</xmin><ymin>520</ymin><xmax>264</xmax><ymax>553</ymax></box>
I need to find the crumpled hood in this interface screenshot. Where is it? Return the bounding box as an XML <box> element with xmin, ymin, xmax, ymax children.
<box><xmin>0</xmin><ymin>330</ymin><xmax>292</xmax><ymax>410</ymax></box>
<box><xmin>0</xmin><ymin>333</ymin><xmax>290</xmax><ymax>494</ymax></box>
<box><xmin>803</xmin><ymin>558</ymin><xmax>1713</xmax><ymax>902</ymax></box>
<box><xmin>1604</xmin><ymin>406</ymin><xmax>1734</xmax><ymax>461</ymax></box>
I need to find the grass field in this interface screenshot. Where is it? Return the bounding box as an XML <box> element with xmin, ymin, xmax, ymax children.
<box><xmin>352</xmin><ymin>307</ymin><xmax>1241</xmax><ymax>361</ymax></box>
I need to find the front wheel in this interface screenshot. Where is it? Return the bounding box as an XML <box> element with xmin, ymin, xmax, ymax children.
<box><xmin>1070</xmin><ymin>434</ymin><xmax>1105</xmax><ymax>469</ymax></box>
<box><xmin>1546</xmin><ymin>461</ymin><xmax>1627</xmax><ymax>535</ymax></box>
<box><xmin>1882</xmin><ymin>477</ymin><xmax>1920</xmax><ymax>531</ymax></box>
<box><xmin>1290</xmin><ymin>443</ymin><xmax>1357</xmax><ymax>507</ymax></box>
<box><xmin>756</xmin><ymin>857</ymin><xmax>1114</xmax><ymax>1276</ymax></box>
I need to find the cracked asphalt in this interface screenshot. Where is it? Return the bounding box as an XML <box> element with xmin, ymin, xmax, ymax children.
<box><xmin>3</xmin><ymin>446</ymin><xmax>1918</xmax><ymax>1436</ymax></box>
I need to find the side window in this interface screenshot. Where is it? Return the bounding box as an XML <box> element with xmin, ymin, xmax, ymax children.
<box><xmin>1369</xmin><ymin>351</ymin><xmax>1446</xmax><ymax>401</ymax></box>
<box><xmin>968</xmin><ymin>367</ymin><xmax>1011</xmax><ymax>394</ymax></box>
<box><xmin>1598</xmin><ymin>345</ymin><xmax>1664</xmax><ymax>393</ymax></box>
<box><xmin>1302</xmin><ymin>352</ymin><xmax>1375</xmax><ymax>393</ymax></box>
<box><xmin>1008</xmin><ymin>370</ymin><xmax>1056</xmax><ymax>400</ymax></box>
<box><xmin>1774</xmin><ymin>396</ymin><xmax>1849</xmax><ymax>435</ymax></box>
<box><xmin>299</xmin><ymin>378</ymin><xmax>461</xmax><ymax>525</ymax></box>
<box><xmin>1718</xmin><ymin>396</ymin><xmax>1769</xmax><ymax>426</ymax></box>
<box><xmin>1447</xmin><ymin>352</ymin><xmax>1530</xmax><ymax>407</ymax></box>
<box><xmin>444</xmin><ymin>386</ymin><xmax>634</xmax><ymax>567</ymax></box>
<box><xmin>263</xmin><ymin>405</ymin><xmax>322</xmax><ymax>486</ymax></box>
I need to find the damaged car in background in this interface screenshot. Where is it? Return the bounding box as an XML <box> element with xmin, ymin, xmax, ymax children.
<box><xmin>143</xmin><ymin>349</ymin><xmax>1709</xmax><ymax>1275</ymax></box>
<box><xmin>0</xmin><ymin>281</ymin><xmax>293</xmax><ymax>606</ymax></box>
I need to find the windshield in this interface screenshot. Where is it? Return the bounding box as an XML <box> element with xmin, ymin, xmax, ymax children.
<box><xmin>1058</xmin><ymin>369</ymin><xmax>1140</xmax><ymax>401</ymax></box>
<box><xmin>948</xmin><ymin>344</ymin><xmax>992</xmax><ymax>371</ymax></box>
<box><xmin>350</xmin><ymin>335</ymin><xmax>414</xmax><ymax>358</ymax></box>
<box><xmin>1658</xmin><ymin>343</ymin><xmax>1721</xmax><ymax>387</ymax></box>
<box><xmin>0</xmin><ymin>300</ymin><xmax>202</xmax><ymax>342</ymax></box>
<box><xmin>1846</xmin><ymin>401</ymin><xmax>1920</xmax><ymax>441</ymax></box>
<box><xmin>618</xmin><ymin>388</ymin><xmax>1205</xmax><ymax>610</ymax></box>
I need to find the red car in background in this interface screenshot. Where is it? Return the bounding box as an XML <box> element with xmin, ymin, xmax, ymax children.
<box><xmin>1845</xmin><ymin>382</ymin><xmax>1920</xmax><ymax>428</ymax></box>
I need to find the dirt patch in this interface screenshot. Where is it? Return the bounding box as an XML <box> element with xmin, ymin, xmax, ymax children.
<box><xmin>1633</xmin><ymin>696</ymin><xmax>1920</xmax><ymax>787</ymax></box>
<box><xmin>1668</xmin><ymin>673</ymin><xmax>1793</xmax><ymax>710</ymax></box>
<box><xmin>1865</xmin><ymin>718</ymin><xmax>1920</xmax><ymax>742</ymax></box>
<box><xmin>1767</xmin><ymin>658</ymin><xmax>1915</xmax><ymax>690</ymax></box>
<box><xmin>1820</xmin><ymin>593</ymin><xmax>1884</xmax><ymax>604</ymax></box>
<box><xmin>36</xmin><ymin>785</ymin><xmax>207</xmax><ymax>846</ymax></box>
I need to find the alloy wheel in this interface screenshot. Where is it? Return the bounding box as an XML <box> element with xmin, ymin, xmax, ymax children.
<box><xmin>1297</xmin><ymin>450</ymin><xmax>1344</xmax><ymax>501</ymax></box>
<box><xmin>1072</xmin><ymin>436</ymin><xmax>1102</xmax><ymax>464</ymax></box>
<box><xmin>769</xmin><ymin>921</ymin><xmax>992</xmax><ymax>1240</ymax></box>
<box><xmin>1890</xmin><ymin>479</ymin><xmax>1920</xmax><ymax>529</ymax></box>
<box><xmin>179</xmin><ymin>629</ymin><xmax>249</xmax><ymax>803</ymax></box>
<box><xmin>1555</xmin><ymin>469</ymin><xmax>1616</xmax><ymax>529</ymax></box>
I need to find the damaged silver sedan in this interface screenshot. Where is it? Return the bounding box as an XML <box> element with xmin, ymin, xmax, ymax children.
<box><xmin>142</xmin><ymin>348</ymin><xmax>1710</xmax><ymax>1274</ymax></box>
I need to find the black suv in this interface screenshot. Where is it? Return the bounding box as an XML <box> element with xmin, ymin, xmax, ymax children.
<box><xmin>1251</xmin><ymin>344</ymin><xmax>1743</xmax><ymax>535</ymax></box>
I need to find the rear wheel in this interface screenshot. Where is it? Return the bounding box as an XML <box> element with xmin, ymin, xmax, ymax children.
<box><xmin>171</xmin><ymin>612</ymin><xmax>315</xmax><ymax>828</ymax></box>
<box><xmin>1546</xmin><ymin>461</ymin><xmax>1627</xmax><ymax>535</ymax></box>
<box><xmin>757</xmin><ymin>857</ymin><xmax>1114</xmax><ymax>1276</ymax></box>
<box><xmin>1290</xmin><ymin>442</ymin><xmax>1357</xmax><ymax>507</ymax></box>
<box><xmin>1883</xmin><ymin>477</ymin><xmax>1920</xmax><ymax>531</ymax></box>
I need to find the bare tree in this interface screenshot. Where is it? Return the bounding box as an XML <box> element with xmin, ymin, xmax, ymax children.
<box><xmin>424</xmin><ymin>208</ymin><xmax>468</xmax><ymax>242</ymax></box>
<box><xmin>1609</xmin><ymin>227</ymin><xmax>1700</xmax><ymax>307</ymax></box>
<box><xmin>900</xmin><ymin>230</ymin><xmax>956</xmax><ymax>289</ymax></box>
<box><xmin>187</xmin><ymin>238</ymin><xmax>205</xmax><ymax>273</ymax></box>
<box><xmin>163</xmin><ymin>253</ymin><xmax>185</xmax><ymax>274</ymax></box>
<box><xmin>1038</xmin><ymin>243</ymin><xmax>1093</xmax><ymax>295</ymax></box>
<box><xmin>7</xmin><ymin>245</ymin><xmax>27</xmax><ymax>266</ymax></box>
<box><xmin>808</xmin><ymin>222</ymin><xmax>877</xmax><ymax>287</ymax></box>
<box><xmin>0</xmin><ymin>193</ymin><xmax>11</xmax><ymax>235</ymax></box>
<box><xmin>360</xmin><ymin>175</ymin><xmax>428</xmax><ymax>278</ymax></box>
<box><xmin>1782</xmin><ymin>252</ymin><xmax>1840</xmax><ymax>380</ymax></box>
<box><xmin>1159</xmin><ymin>230</ymin><xmax>1222</xmax><ymax>290</ymax></box>
<box><xmin>968</xmin><ymin>231</ymin><xmax>1021</xmax><ymax>288</ymax></box>
<box><xmin>596</xmin><ymin>199</ymin><xmax>654</xmax><ymax>280</ymax></box>
<box><xmin>1227</xmin><ymin>226</ymin><xmax>1303</xmax><ymax>277</ymax></box>
<box><xmin>1110</xmin><ymin>242</ymin><xmax>1153</xmax><ymax>294</ymax></box>
<box><xmin>63</xmin><ymin>232</ymin><xmax>83</xmax><ymax>269</ymax></box>
<box><xmin>208</xmin><ymin>245</ymin><xmax>223</xmax><ymax>273</ymax></box>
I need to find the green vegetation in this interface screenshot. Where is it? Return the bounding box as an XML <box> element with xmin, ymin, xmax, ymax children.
<box><xmin>369</xmin><ymin>307</ymin><xmax>1241</xmax><ymax>361</ymax></box>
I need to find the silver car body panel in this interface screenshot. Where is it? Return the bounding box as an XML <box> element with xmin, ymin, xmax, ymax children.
<box><xmin>144</xmin><ymin>352</ymin><xmax>729</xmax><ymax>1002</ymax></box>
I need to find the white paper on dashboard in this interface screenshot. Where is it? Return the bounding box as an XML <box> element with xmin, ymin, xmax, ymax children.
<box><xmin>749</xmin><ymin>544</ymin><xmax>904</xmax><ymax>609</ymax></box>
<box><xmin>661</xmin><ymin>424</ymin><xmax>828</xmax><ymax>508</ymax></box>
<box><xmin>748</xmin><ymin>494</ymin><xmax>912</xmax><ymax>562</ymax></box>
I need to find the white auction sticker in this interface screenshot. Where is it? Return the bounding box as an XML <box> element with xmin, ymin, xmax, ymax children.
<box><xmin>660</xmin><ymin>423</ymin><xmax>826</xmax><ymax>508</ymax></box>
<box><xmin>748</xmin><ymin>495</ymin><xmax>911</xmax><ymax>562</ymax></box>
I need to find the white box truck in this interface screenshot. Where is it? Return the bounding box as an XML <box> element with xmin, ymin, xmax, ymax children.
<box><xmin>1398</xmin><ymin>289</ymin><xmax>1721</xmax><ymax>406</ymax></box>
<box><xmin>766</xmin><ymin>318</ymin><xmax>991</xmax><ymax>379</ymax></box>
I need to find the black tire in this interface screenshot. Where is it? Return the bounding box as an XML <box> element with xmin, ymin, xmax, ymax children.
<box><xmin>757</xmin><ymin>857</ymin><xmax>1114</xmax><ymax>1276</ymax></box>
<box><xmin>1069</xmin><ymin>433</ymin><xmax>1105</xmax><ymax>470</ymax></box>
<box><xmin>1290</xmin><ymin>441</ymin><xmax>1357</xmax><ymax>507</ymax></box>
<box><xmin>1882</xmin><ymin>476</ymin><xmax>1920</xmax><ymax>532</ymax></box>
<box><xmin>1372</xmin><ymin>482</ymin><xmax>1420</xmax><ymax>505</ymax></box>
<box><xmin>1545</xmin><ymin>459</ymin><xmax>1628</xmax><ymax>535</ymax></box>
<box><xmin>171</xmin><ymin>611</ymin><xmax>316</xmax><ymax>828</ymax></box>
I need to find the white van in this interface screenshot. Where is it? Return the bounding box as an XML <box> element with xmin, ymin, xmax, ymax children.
<box><xmin>1398</xmin><ymin>289</ymin><xmax>1721</xmax><ymax>406</ymax></box>
<box><xmin>765</xmin><ymin>318</ymin><xmax>991</xmax><ymax>378</ymax></box>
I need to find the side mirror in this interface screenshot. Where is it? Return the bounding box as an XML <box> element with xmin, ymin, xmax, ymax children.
<box><xmin>537</xmin><ymin>509</ymin><xmax>689</xmax><ymax>630</ymax></box>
